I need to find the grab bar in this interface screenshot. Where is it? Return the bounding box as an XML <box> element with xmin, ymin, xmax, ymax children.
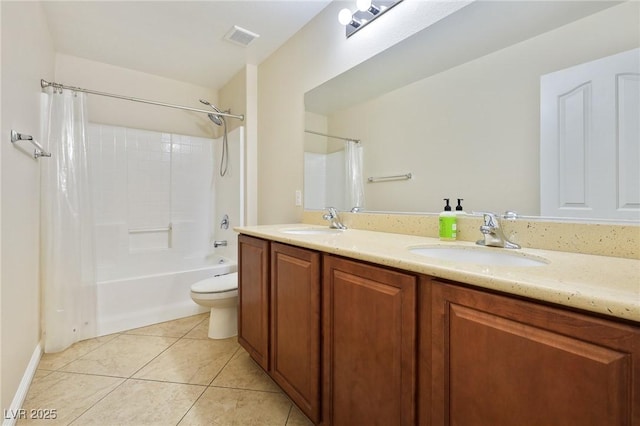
<box><xmin>367</xmin><ymin>173</ymin><xmax>412</xmax><ymax>183</ymax></box>
<box><xmin>10</xmin><ymin>130</ymin><xmax>51</xmax><ymax>159</ymax></box>
<box><xmin>128</xmin><ymin>224</ymin><xmax>172</xmax><ymax>234</ymax></box>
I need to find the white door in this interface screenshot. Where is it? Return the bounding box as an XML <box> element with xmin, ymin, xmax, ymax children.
<box><xmin>540</xmin><ymin>48</ymin><xmax>639</xmax><ymax>220</ymax></box>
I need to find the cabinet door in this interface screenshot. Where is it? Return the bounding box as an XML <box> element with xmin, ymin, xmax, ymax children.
<box><xmin>238</xmin><ymin>235</ymin><xmax>270</xmax><ymax>370</ymax></box>
<box><xmin>323</xmin><ymin>255</ymin><xmax>417</xmax><ymax>426</ymax></box>
<box><xmin>431</xmin><ymin>281</ymin><xmax>640</xmax><ymax>425</ymax></box>
<box><xmin>271</xmin><ymin>243</ymin><xmax>321</xmax><ymax>424</ymax></box>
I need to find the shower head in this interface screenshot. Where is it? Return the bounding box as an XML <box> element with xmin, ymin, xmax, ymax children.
<box><xmin>199</xmin><ymin>99</ymin><xmax>224</xmax><ymax>126</ymax></box>
<box><xmin>207</xmin><ymin>113</ymin><xmax>224</xmax><ymax>126</ymax></box>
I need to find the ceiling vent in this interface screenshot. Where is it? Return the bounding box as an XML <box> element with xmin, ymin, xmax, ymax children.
<box><xmin>224</xmin><ymin>25</ymin><xmax>260</xmax><ymax>47</ymax></box>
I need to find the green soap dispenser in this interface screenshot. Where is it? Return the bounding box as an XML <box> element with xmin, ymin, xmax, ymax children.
<box><xmin>439</xmin><ymin>198</ymin><xmax>457</xmax><ymax>241</ymax></box>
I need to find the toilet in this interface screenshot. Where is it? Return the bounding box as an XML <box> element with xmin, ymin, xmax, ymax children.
<box><xmin>190</xmin><ymin>272</ymin><xmax>238</xmax><ymax>339</ymax></box>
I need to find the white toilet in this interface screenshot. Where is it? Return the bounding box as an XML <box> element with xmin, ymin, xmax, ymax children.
<box><xmin>190</xmin><ymin>272</ymin><xmax>238</xmax><ymax>339</ymax></box>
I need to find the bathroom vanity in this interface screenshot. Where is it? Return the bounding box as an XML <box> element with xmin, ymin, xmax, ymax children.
<box><xmin>235</xmin><ymin>226</ymin><xmax>640</xmax><ymax>426</ymax></box>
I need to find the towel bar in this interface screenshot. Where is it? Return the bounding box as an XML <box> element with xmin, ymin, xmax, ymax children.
<box><xmin>11</xmin><ymin>130</ymin><xmax>51</xmax><ymax>159</ymax></box>
<box><xmin>367</xmin><ymin>173</ymin><xmax>412</xmax><ymax>183</ymax></box>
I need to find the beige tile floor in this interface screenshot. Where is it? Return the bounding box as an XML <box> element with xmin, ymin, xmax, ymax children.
<box><xmin>19</xmin><ymin>313</ymin><xmax>314</xmax><ymax>426</ymax></box>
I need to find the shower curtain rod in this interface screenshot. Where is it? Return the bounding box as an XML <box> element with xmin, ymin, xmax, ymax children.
<box><xmin>40</xmin><ymin>79</ymin><xmax>245</xmax><ymax>121</ymax></box>
<box><xmin>304</xmin><ymin>129</ymin><xmax>360</xmax><ymax>143</ymax></box>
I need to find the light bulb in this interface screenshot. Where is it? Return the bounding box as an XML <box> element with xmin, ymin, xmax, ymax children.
<box><xmin>356</xmin><ymin>0</ymin><xmax>372</xmax><ymax>12</ymax></box>
<box><xmin>338</xmin><ymin>8</ymin><xmax>353</xmax><ymax>25</ymax></box>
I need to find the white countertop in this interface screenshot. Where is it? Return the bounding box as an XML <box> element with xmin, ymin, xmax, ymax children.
<box><xmin>235</xmin><ymin>224</ymin><xmax>640</xmax><ymax>323</ymax></box>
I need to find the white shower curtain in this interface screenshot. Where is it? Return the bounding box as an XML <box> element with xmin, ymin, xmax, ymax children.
<box><xmin>40</xmin><ymin>88</ymin><xmax>97</xmax><ymax>353</ymax></box>
<box><xmin>345</xmin><ymin>140</ymin><xmax>365</xmax><ymax>210</ymax></box>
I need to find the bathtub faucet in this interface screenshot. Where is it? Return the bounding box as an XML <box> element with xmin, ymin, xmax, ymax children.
<box><xmin>220</xmin><ymin>214</ymin><xmax>229</xmax><ymax>230</ymax></box>
<box><xmin>213</xmin><ymin>240</ymin><xmax>228</xmax><ymax>248</ymax></box>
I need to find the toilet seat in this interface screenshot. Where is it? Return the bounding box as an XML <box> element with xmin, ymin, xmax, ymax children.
<box><xmin>191</xmin><ymin>272</ymin><xmax>238</xmax><ymax>294</ymax></box>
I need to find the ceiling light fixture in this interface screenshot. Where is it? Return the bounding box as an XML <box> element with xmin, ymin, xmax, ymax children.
<box><xmin>338</xmin><ymin>0</ymin><xmax>402</xmax><ymax>38</ymax></box>
<box><xmin>357</xmin><ymin>0</ymin><xmax>380</xmax><ymax>14</ymax></box>
<box><xmin>338</xmin><ymin>8</ymin><xmax>360</xmax><ymax>27</ymax></box>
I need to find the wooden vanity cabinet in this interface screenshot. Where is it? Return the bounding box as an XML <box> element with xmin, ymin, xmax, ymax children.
<box><xmin>323</xmin><ymin>255</ymin><xmax>417</xmax><ymax>426</ymax></box>
<box><xmin>239</xmin><ymin>234</ymin><xmax>640</xmax><ymax>426</ymax></box>
<box><xmin>429</xmin><ymin>280</ymin><xmax>640</xmax><ymax>426</ymax></box>
<box><xmin>238</xmin><ymin>234</ymin><xmax>270</xmax><ymax>370</ymax></box>
<box><xmin>238</xmin><ymin>236</ymin><xmax>322</xmax><ymax>423</ymax></box>
<box><xmin>270</xmin><ymin>242</ymin><xmax>321</xmax><ymax>424</ymax></box>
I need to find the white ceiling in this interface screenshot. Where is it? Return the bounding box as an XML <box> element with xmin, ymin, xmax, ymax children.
<box><xmin>42</xmin><ymin>1</ymin><xmax>333</xmax><ymax>90</ymax></box>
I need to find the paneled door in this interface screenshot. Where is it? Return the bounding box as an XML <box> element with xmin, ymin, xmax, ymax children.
<box><xmin>540</xmin><ymin>48</ymin><xmax>639</xmax><ymax>220</ymax></box>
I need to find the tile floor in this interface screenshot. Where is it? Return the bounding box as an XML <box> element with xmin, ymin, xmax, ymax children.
<box><xmin>19</xmin><ymin>313</ymin><xmax>314</xmax><ymax>425</ymax></box>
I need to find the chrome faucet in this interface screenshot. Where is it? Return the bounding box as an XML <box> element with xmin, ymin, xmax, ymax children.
<box><xmin>213</xmin><ymin>240</ymin><xmax>228</xmax><ymax>248</ymax></box>
<box><xmin>475</xmin><ymin>212</ymin><xmax>520</xmax><ymax>249</ymax></box>
<box><xmin>323</xmin><ymin>207</ymin><xmax>347</xmax><ymax>230</ymax></box>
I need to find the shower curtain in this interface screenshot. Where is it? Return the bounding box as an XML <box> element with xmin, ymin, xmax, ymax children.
<box><xmin>345</xmin><ymin>140</ymin><xmax>365</xmax><ymax>210</ymax></box>
<box><xmin>40</xmin><ymin>88</ymin><xmax>97</xmax><ymax>353</ymax></box>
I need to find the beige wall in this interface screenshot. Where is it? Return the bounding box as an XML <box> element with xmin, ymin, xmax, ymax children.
<box><xmin>55</xmin><ymin>54</ymin><xmax>218</xmax><ymax>138</ymax></box>
<box><xmin>328</xmin><ymin>2</ymin><xmax>640</xmax><ymax>214</ymax></box>
<box><xmin>256</xmin><ymin>0</ymin><xmax>470</xmax><ymax>224</ymax></box>
<box><xmin>1</xmin><ymin>1</ymin><xmax>55</xmax><ymax>411</ymax></box>
<box><xmin>219</xmin><ymin>68</ymin><xmax>246</xmax><ymax>134</ymax></box>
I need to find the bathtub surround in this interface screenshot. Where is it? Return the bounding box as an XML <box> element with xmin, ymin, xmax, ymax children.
<box><xmin>40</xmin><ymin>88</ymin><xmax>97</xmax><ymax>354</ymax></box>
<box><xmin>89</xmin><ymin>124</ymin><xmax>215</xmax><ymax>281</ymax></box>
<box><xmin>89</xmin><ymin>124</ymin><xmax>245</xmax><ymax>335</ymax></box>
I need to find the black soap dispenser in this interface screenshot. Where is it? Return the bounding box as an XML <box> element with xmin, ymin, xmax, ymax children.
<box><xmin>455</xmin><ymin>198</ymin><xmax>466</xmax><ymax>215</ymax></box>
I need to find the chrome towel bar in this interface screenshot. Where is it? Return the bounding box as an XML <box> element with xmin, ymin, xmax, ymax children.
<box><xmin>367</xmin><ymin>173</ymin><xmax>412</xmax><ymax>183</ymax></box>
<box><xmin>10</xmin><ymin>130</ymin><xmax>51</xmax><ymax>159</ymax></box>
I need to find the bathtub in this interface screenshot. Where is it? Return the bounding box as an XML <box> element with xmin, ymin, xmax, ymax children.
<box><xmin>96</xmin><ymin>256</ymin><xmax>237</xmax><ymax>336</ymax></box>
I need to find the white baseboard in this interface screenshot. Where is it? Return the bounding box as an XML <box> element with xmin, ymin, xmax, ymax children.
<box><xmin>2</xmin><ymin>343</ymin><xmax>42</xmax><ymax>426</ymax></box>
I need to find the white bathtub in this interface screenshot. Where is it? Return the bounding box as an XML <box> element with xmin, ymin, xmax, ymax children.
<box><xmin>96</xmin><ymin>256</ymin><xmax>237</xmax><ymax>336</ymax></box>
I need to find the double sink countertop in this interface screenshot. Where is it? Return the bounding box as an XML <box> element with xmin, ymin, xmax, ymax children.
<box><xmin>235</xmin><ymin>224</ymin><xmax>640</xmax><ymax>323</ymax></box>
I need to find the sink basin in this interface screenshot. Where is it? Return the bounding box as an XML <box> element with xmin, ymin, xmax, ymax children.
<box><xmin>409</xmin><ymin>246</ymin><xmax>548</xmax><ymax>267</ymax></box>
<box><xmin>280</xmin><ymin>227</ymin><xmax>344</xmax><ymax>235</ymax></box>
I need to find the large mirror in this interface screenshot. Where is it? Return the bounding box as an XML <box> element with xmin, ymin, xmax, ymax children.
<box><xmin>304</xmin><ymin>1</ymin><xmax>639</xmax><ymax>222</ymax></box>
